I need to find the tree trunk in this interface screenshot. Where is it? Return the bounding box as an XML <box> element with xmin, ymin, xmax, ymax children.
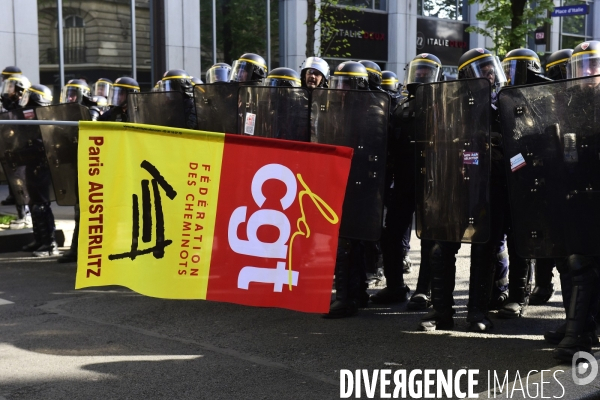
<box><xmin>306</xmin><ymin>0</ymin><xmax>316</xmax><ymax>57</ymax></box>
<box><xmin>509</xmin><ymin>0</ymin><xmax>527</xmax><ymax>49</ymax></box>
<box><xmin>222</xmin><ymin>0</ymin><xmax>233</xmax><ymax>63</ymax></box>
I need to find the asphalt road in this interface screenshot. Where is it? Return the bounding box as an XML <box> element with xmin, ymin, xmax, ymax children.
<box><xmin>1</xmin><ymin>228</ymin><xmax>599</xmax><ymax>399</ymax></box>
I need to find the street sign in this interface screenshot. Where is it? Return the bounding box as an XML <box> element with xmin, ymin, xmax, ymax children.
<box><xmin>551</xmin><ymin>4</ymin><xmax>589</xmax><ymax>17</ymax></box>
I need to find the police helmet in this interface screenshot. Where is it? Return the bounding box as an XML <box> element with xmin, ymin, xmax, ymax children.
<box><xmin>330</xmin><ymin>61</ymin><xmax>369</xmax><ymax>90</ymax></box>
<box><xmin>458</xmin><ymin>48</ymin><xmax>507</xmax><ymax>88</ymax></box>
<box><xmin>19</xmin><ymin>84</ymin><xmax>53</xmax><ymax>108</ymax></box>
<box><xmin>162</xmin><ymin>69</ymin><xmax>193</xmax><ymax>93</ymax></box>
<box><xmin>1</xmin><ymin>74</ymin><xmax>31</xmax><ymax>97</ymax></box>
<box><xmin>358</xmin><ymin>60</ymin><xmax>383</xmax><ymax>90</ymax></box>
<box><xmin>231</xmin><ymin>53</ymin><xmax>267</xmax><ymax>83</ymax></box>
<box><xmin>59</xmin><ymin>79</ymin><xmax>90</xmax><ymax>104</ymax></box>
<box><xmin>300</xmin><ymin>57</ymin><xmax>330</xmax><ymax>88</ymax></box>
<box><xmin>545</xmin><ymin>49</ymin><xmax>573</xmax><ymax>81</ymax></box>
<box><xmin>502</xmin><ymin>48</ymin><xmax>542</xmax><ymax>86</ymax></box>
<box><xmin>191</xmin><ymin>76</ymin><xmax>203</xmax><ymax>86</ymax></box>
<box><xmin>93</xmin><ymin>78</ymin><xmax>113</xmax><ymax>98</ymax></box>
<box><xmin>567</xmin><ymin>41</ymin><xmax>600</xmax><ymax>79</ymax></box>
<box><xmin>265</xmin><ymin>67</ymin><xmax>301</xmax><ymax>87</ymax></box>
<box><xmin>404</xmin><ymin>53</ymin><xmax>443</xmax><ymax>85</ymax></box>
<box><xmin>206</xmin><ymin>63</ymin><xmax>232</xmax><ymax>83</ymax></box>
<box><xmin>381</xmin><ymin>70</ymin><xmax>400</xmax><ymax>93</ymax></box>
<box><xmin>109</xmin><ymin>76</ymin><xmax>139</xmax><ymax>107</ymax></box>
<box><xmin>1</xmin><ymin>66</ymin><xmax>22</xmax><ymax>82</ymax></box>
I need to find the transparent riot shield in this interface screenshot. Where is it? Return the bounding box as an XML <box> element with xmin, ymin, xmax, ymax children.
<box><xmin>194</xmin><ymin>83</ymin><xmax>240</xmax><ymax>133</ymax></box>
<box><xmin>311</xmin><ymin>88</ymin><xmax>389</xmax><ymax>241</ymax></box>
<box><xmin>237</xmin><ymin>86</ymin><xmax>310</xmax><ymax>141</ymax></box>
<box><xmin>414</xmin><ymin>78</ymin><xmax>491</xmax><ymax>243</ymax></box>
<box><xmin>35</xmin><ymin>103</ymin><xmax>91</xmax><ymax>206</ymax></box>
<box><xmin>0</xmin><ymin>109</ymin><xmax>55</xmax><ymax>205</ymax></box>
<box><xmin>498</xmin><ymin>76</ymin><xmax>600</xmax><ymax>257</ymax></box>
<box><xmin>127</xmin><ymin>91</ymin><xmax>187</xmax><ymax>128</ymax></box>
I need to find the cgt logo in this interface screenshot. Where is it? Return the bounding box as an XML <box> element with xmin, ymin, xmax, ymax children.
<box><xmin>228</xmin><ymin>163</ymin><xmax>338</xmax><ymax>293</ymax></box>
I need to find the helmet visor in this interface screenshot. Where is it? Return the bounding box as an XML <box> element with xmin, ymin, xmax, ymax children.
<box><xmin>60</xmin><ymin>86</ymin><xmax>86</xmax><ymax>104</ymax></box>
<box><xmin>265</xmin><ymin>75</ymin><xmax>301</xmax><ymax>87</ymax></box>
<box><xmin>231</xmin><ymin>60</ymin><xmax>259</xmax><ymax>83</ymax></box>
<box><xmin>502</xmin><ymin>59</ymin><xmax>529</xmax><ymax>86</ymax></box>
<box><xmin>161</xmin><ymin>78</ymin><xmax>188</xmax><ymax>92</ymax></box>
<box><xmin>1</xmin><ymin>80</ymin><xmax>17</xmax><ymax>96</ymax></box>
<box><xmin>206</xmin><ymin>67</ymin><xmax>230</xmax><ymax>83</ymax></box>
<box><xmin>93</xmin><ymin>81</ymin><xmax>112</xmax><ymax>97</ymax></box>
<box><xmin>406</xmin><ymin>60</ymin><xmax>441</xmax><ymax>84</ymax></box>
<box><xmin>567</xmin><ymin>52</ymin><xmax>600</xmax><ymax>79</ymax></box>
<box><xmin>330</xmin><ymin>76</ymin><xmax>356</xmax><ymax>90</ymax></box>
<box><xmin>109</xmin><ymin>86</ymin><xmax>132</xmax><ymax>107</ymax></box>
<box><xmin>460</xmin><ymin>56</ymin><xmax>507</xmax><ymax>87</ymax></box>
<box><xmin>18</xmin><ymin>90</ymin><xmax>31</xmax><ymax>107</ymax></box>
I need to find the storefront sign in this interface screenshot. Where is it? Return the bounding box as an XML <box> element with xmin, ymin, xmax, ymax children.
<box><xmin>416</xmin><ymin>18</ymin><xmax>470</xmax><ymax>66</ymax></box>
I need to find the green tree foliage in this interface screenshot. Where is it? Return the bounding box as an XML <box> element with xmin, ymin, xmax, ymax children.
<box><xmin>466</xmin><ymin>0</ymin><xmax>555</xmax><ymax>56</ymax></box>
<box><xmin>200</xmin><ymin>0</ymin><xmax>279</xmax><ymax>73</ymax></box>
<box><xmin>305</xmin><ymin>0</ymin><xmax>361</xmax><ymax>58</ymax></box>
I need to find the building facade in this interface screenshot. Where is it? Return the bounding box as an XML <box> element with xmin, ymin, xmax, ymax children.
<box><xmin>0</xmin><ymin>0</ymin><xmax>597</xmax><ymax>96</ymax></box>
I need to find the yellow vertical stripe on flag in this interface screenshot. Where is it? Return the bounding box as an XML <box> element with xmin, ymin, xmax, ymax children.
<box><xmin>76</xmin><ymin>122</ymin><xmax>225</xmax><ymax>299</ymax></box>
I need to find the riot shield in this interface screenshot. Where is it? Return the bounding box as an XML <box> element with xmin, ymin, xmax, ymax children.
<box><xmin>194</xmin><ymin>83</ymin><xmax>240</xmax><ymax>133</ymax></box>
<box><xmin>311</xmin><ymin>88</ymin><xmax>389</xmax><ymax>241</ymax></box>
<box><xmin>414</xmin><ymin>78</ymin><xmax>491</xmax><ymax>243</ymax></box>
<box><xmin>35</xmin><ymin>103</ymin><xmax>91</xmax><ymax>206</ymax></box>
<box><xmin>0</xmin><ymin>109</ymin><xmax>55</xmax><ymax>205</ymax></box>
<box><xmin>237</xmin><ymin>86</ymin><xmax>310</xmax><ymax>141</ymax></box>
<box><xmin>498</xmin><ymin>76</ymin><xmax>600</xmax><ymax>257</ymax></box>
<box><xmin>127</xmin><ymin>91</ymin><xmax>187</xmax><ymax>128</ymax></box>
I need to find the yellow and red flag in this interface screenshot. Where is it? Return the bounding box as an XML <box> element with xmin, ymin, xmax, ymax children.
<box><xmin>75</xmin><ymin>122</ymin><xmax>352</xmax><ymax>313</ymax></box>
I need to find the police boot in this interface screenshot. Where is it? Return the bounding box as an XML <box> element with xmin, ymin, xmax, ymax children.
<box><xmin>498</xmin><ymin>257</ymin><xmax>532</xmax><ymax>319</ymax></box>
<box><xmin>418</xmin><ymin>242</ymin><xmax>455</xmax><ymax>331</ymax></box>
<box><xmin>408</xmin><ymin>239</ymin><xmax>433</xmax><ymax>311</ymax></box>
<box><xmin>554</xmin><ymin>256</ymin><xmax>599</xmax><ymax>362</ymax></box>
<box><xmin>371</xmin><ymin>228</ymin><xmax>410</xmax><ymax>304</ymax></box>
<box><xmin>467</xmin><ymin>243</ymin><xmax>494</xmax><ymax>332</ymax></box>
<box><xmin>324</xmin><ymin>239</ymin><xmax>358</xmax><ymax>319</ymax></box>
<box><xmin>31</xmin><ymin>204</ymin><xmax>59</xmax><ymax>258</ymax></box>
<box><xmin>530</xmin><ymin>258</ymin><xmax>555</xmax><ymax>305</ymax></box>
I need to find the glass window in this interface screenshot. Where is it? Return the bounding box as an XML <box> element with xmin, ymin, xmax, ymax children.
<box><xmin>336</xmin><ymin>0</ymin><xmax>387</xmax><ymax>11</ymax></box>
<box><xmin>560</xmin><ymin>0</ymin><xmax>594</xmax><ymax>49</ymax></box>
<box><xmin>418</xmin><ymin>0</ymin><xmax>468</xmax><ymax>20</ymax></box>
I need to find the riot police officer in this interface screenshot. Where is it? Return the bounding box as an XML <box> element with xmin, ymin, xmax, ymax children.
<box><xmin>325</xmin><ymin>61</ymin><xmax>373</xmax><ymax>318</ymax></box>
<box><xmin>18</xmin><ymin>84</ymin><xmax>60</xmax><ymax>257</ymax></box>
<box><xmin>265</xmin><ymin>67</ymin><xmax>302</xmax><ymax>87</ymax></box>
<box><xmin>372</xmin><ymin>54</ymin><xmax>444</xmax><ymax>308</ymax></box>
<box><xmin>230</xmin><ymin>53</ymin><xmax>267</xmax><ymax>84</ymax></box>
<box><xmin>60</xmin><ymin>79</ymin><xmax>91</xmax><ymax>104</ymax></box>
<box><xmin>358</xmin><ymin>60</ymin><xmax>384</xmax><ymax>92</ymax></box>
<box><xmin>544</xmin><ymin>49</ymin><xmax>573</xmax><ymax>81</ymax></box>
<box><xmin>161</xmin><ymin>69</ymin><xmax>197</xmax><ymax>129</ymax></box>
<box><xmin>98</xmin><ymin>77</ymin><xmax>140</xmax><ymax>122</ymax></box>
<box><xmin>0</xmin><ymin>74</ymin><xmax>32</xmax><ymax>228</ymax></box>
<box><xmin>381</xmin><ymin>70</ymin><xmax>403</xmax><ymax>110</ymax></box>
<box><xmin>495</xmin><ymin>49</ymin><xmax>549</xmax><ymax>319</ymax></box>
<box><xmin>1</xmin><ymin>67</ymin><xmax>24</xmax><ymax>206</ymax></box>
<box><xmin>205</xmin><ymin>63</ymin><xmax>232</xmax><ymax>83</ymax></box>
<box><xmin>502</xmin><ymin>48</ymin><xmax>550</xmax><ymax>86</ymax></box>
<box><xmin>550</xmin><ymin>41</ymin><xmax>600</xmax><ymax>361</ymax></box>
<box><xmin>420</xmin><ymin>48</ymin><xmax>508</xmax><ymax>331</ymax></box>
<box><xmin>1</xmin><ymin>74</ymin><xmax>30</xmax><ymax>111</ymax></box>
<box><xmin>299</xmin><ymin>57</ymin><xmax>330</xmax><ymax>89</ymax></box>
